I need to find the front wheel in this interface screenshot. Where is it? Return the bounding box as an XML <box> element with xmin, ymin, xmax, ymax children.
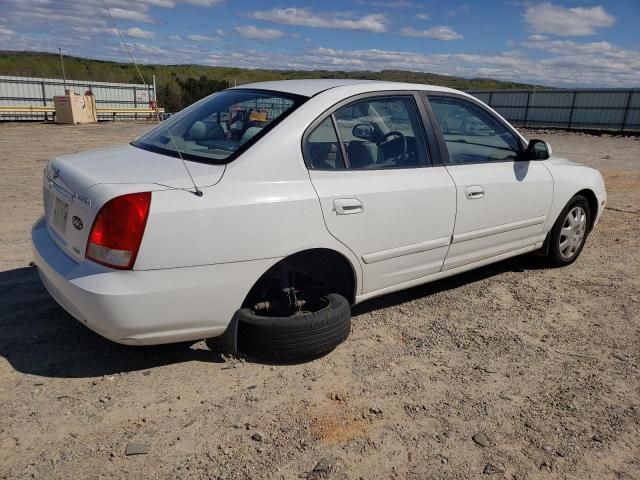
<box><xmin>546</xmin><ymin>195</ymin><xmax>591</xmax><ymax>266</ymax></box>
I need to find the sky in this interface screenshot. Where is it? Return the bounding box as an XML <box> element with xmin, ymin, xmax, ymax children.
<box><xmin>0</xmin><ymin>0</ymin><xmax>638</xmax><ymax>87</ymax></box>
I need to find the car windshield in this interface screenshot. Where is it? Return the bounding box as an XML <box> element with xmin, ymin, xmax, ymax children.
<box><xmin>132</xmin><ymin>89</ymin><xmax>306</xmax><ymax>163</ymax></box>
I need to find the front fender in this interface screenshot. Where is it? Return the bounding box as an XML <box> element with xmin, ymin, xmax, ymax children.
<box><xmin>543</xmin><ymin>158</ymin><xmax>606</xmax><ymax>231</ymax></box>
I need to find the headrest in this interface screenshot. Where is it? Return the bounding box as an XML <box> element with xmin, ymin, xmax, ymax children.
<box><xmin>188</xmin><ymin>121</ymin><xmax>223</xmax><ymax>140</ymax></box>
<box><xmin>240</xmin><ymin>126</ymin><xmax>263</xmax><ymax>145</ymax></box>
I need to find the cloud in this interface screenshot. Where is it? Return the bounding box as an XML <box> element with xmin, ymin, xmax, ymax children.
<box><xmin>355</xmin><ymin>0</ymin><xmax>414</xmax><ymax>7</ymax></box>
<box><xmin>416</xmin><ymin>13</ymin><xmax>430</xmax><ymax>20</ymax></box>
<box><xmin>0</xmin><ymin>0</ymin><xmax>224</xmax><ymax>30</ymax></box>
<box><xmin>125</xmin><ymin>27</ymin><xmax>156</xmax><ymax>39</ymax></box>
<box><xmin>522</xmin><ymin>34</ymin><xmax>627</xmax><ymax>57</ymax></box>
<box><xmin>201</xmin><ymin>43</ymin><xmax>640</xmax><ymax>87</ymax></box>
<box><xmin>401</xmin><ymin>26</ymin><xmax>463</xmax><ymax>40</ymax></box>
<box><xmin>235</xmin><ymin>25</ymin><xmax>284</xmax><ymax>41</ymax></box>
<box><xmin>107</xmin><ymin>7</ymin><xmax>156</xmax><ymax>23</ymax></box>
<box><xmin>448</xmin><ymin>4</ymin><xmax>470</xmax><ymax>16</ymax></box>
<box><xmin>129</xmin><ymin>42</ymin><xmax>166</xmax><ymax>55</ymax></box>
<box><xmin>0</xmin><ymin>0</ymin><xmax>636</xmax><ymax>88</ymax></box>
<box><xmin>0</xmin><ymin>26</ymin><xmax>15</xmax><ymax>37</ymax></box>
<box><xmin>186</xmin><ymin>34</ymin><xmax>216</xmax><ymax>42</ymax></box>
<box><xmin>520</xmin><ymin>34</ymin><xmax>640</xmax><ymax>84</ymax></box>
<box><xmin>182</xmin><ymin>0</ymin><xmax>225</xmax><ymax>5</ymax></box>
<box><xmin>523</xmin><ymin>3</ymin><xmax>615</xmax><ymax>36</ymax></box>
<box><xmin>249</xmin><ymin>8</ymin><xmax>389</xmax><ymax>33</ymax></box>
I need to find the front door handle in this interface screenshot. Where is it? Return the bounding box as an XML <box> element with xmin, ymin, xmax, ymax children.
<box><xmin>465</xmin><ymin>185</ymin><xmax>485</xmax><ymax>199</ymax></box>
<box><xmin>334</xmin><ymin>198</ymin><xmax>363</xmax><ymax>215</ymax></box>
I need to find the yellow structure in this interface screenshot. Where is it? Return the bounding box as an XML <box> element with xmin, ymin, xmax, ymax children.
<box><xmin>53</xmin><ymin>90</ymin><xmax>98</xmax><ymax>124</ymax></box>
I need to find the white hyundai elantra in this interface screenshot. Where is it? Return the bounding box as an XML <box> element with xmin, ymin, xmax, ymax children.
<box><xmin>32</xmin><ymin>79</ymin><xmax>606</xmax><ymax>359</ymax></box>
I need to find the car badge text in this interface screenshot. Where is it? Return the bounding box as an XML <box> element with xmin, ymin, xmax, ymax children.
<box><xmin>74</xmin><ymin>193</ymin><xmax>92</xmax><ymax>206</ymax></box>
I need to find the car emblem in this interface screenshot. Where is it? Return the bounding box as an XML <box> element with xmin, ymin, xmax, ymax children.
<box><xmin>52</xmin><ymin>166</ymin><xmax>61</xmax><ymax>179</ymax></box>
<box><xmin>72</xmin><ymin>216</ymin><xmax>83</xmax><ymax>230</ymax></box>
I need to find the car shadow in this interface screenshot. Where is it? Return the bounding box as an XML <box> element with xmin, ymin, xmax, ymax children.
<box><xmin>352</xmin><ymin>253</ymin><xmax>545</xmax><ymax>316</ymax></box>
<box><xmin>0</xmin><ymin>266</ymin><xmax>223</xmax><ymax>379</ymax></box>
<box><xmin>240</xmin><ymin>254</ymin><xmax>548</xmax><ymax>366</ymax></box>
<box><xmin>1</xmin><ymin>255</ymin><xmax>546</xmax><ymax>376</ymax></box>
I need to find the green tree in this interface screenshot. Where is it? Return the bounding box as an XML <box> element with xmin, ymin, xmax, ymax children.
<box><xmin>176</xmin><ymin>75</ymin><xmax>228</xmax><ymax>106</ymax></box>
<box><xmin>156</xmin><ymin>82</ymin><xmax>183</xmax><ymax>113</ymax></box>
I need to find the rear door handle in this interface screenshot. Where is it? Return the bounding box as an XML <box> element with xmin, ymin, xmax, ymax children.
<box><xmin>334</xmin><ymin>198</ymin><xmax>363</xmax><ymax>215</ymax></box>
<box><xmin>465</xmin><ymin>185</ymin><xmax>485</xmax><ymax>199</ymax></box>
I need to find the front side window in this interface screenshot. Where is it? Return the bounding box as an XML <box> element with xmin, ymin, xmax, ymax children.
<box><xmin>428</xmin><ymin>96</ymin><xmax>522</xmax><ymax>164</ymax></box>
<box><xmin>329</xmin><ymin>96</ymin><xmax>429</xmax><ymax>170</ymax></box>
<box><xmin>133</xmin><ymin>89</ymin><xmax>305</xmax><ymax>163</ymax></box>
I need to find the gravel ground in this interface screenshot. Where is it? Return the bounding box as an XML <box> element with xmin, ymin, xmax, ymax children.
<box><xmin>0</xmin><ymin>122</ymin><xmax>638</xmax><ymax>480</ymax></box>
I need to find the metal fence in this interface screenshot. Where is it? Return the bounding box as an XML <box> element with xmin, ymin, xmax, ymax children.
<box><xmin>0</xmin><ymin>75</ymin><xmax>155</xmax><ymax>121</ymax></box>
<box><xmin>467</xmin><ymin>88</ymin><xmax>640</xmax><ymax>132</ymax></box>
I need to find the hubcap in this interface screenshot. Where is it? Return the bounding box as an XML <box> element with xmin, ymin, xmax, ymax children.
<box><xmin>559</xmin><ymin>206</ymin><xmax>587</xmax><ymax>260</ymax></box>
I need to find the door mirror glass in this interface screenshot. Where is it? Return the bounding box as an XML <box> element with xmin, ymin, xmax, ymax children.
<box><xmin>352</xmin><ymin>123</ymin><xmax>375</xmax><ymax>141</ymax></box>
<box><xmin>526</xmin><ymin>139</ymin><xmax>552</xmax><ymax>160</ymax></box>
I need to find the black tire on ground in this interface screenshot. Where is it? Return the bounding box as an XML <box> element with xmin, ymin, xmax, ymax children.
<box><xmin>546</xmin><ymin>194</ymin><xmax>591</xmax><ymax>267</ymax></box>
<box><xmin>237</xmin><ymin>293</ymin><xmax>351</xmax><ymax>361</ymax></box>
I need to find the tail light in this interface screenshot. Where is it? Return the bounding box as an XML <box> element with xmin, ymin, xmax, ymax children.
<box><xmin>86</xmin><ymin>192</ymin><xmax>151</xmax><ymax>270</ymax></box>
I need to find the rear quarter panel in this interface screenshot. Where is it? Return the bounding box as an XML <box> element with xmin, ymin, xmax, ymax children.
<box><xmin>134</xmin><ymin>99</ymin><xmax>364</xmax><ymax>293</ymax></box>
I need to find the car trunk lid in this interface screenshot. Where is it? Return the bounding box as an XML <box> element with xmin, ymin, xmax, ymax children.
<box><xmin>42</xmin><ymin>143</ymin><xmax>224</xmax><ymax>264</ymax></box>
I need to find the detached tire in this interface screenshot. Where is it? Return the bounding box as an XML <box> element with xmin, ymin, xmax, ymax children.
<box><xmin>237</xmin><ymin>293</ymin><xmax>351</xmax><ymax>361</ymax></box>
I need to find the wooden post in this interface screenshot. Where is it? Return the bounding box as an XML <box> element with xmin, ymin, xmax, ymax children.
<box><xmin>41</xmin><ymin>80</ymin><xmax>48</xmax><ymax>122</ymax></box>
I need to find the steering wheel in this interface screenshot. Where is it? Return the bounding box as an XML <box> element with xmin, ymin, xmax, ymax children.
<box><xmin>377</xmin><ymin>130</ymin><xmax>407</xmax><ymax>164</ymax></box>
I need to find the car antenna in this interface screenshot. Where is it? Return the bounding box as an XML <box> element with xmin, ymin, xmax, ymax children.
<box><xmin>102</xmin><ymin>0</ymin><xmax>203</xmax><ymax>197</ymax></box>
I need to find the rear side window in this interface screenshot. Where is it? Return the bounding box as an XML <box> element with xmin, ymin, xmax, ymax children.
<box><xmin>306</xmin><ymin>118</ymin><xmax>345</xmax><ymax>170</ymax></box>
<box><xmin>428</xmin><ymin>96</ymin><xmax>521</xmax><ymax>164</ymax></box>
<box><xmin>305</xmin><ymin>95</ymin><xmax>430</xmax><ymax>170</ymax></box>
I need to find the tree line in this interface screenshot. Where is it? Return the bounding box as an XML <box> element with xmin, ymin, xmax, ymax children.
<box><xmin>156</xmin><ymin>75</ymin><xmax>227</xmax><ymax>113</ymax></box>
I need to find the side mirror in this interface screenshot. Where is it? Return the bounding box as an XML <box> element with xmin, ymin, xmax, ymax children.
<box><xmin>352</xmin><ymin>123</ymin><xmax>374</xmax><ymax>141</ymax></box>
<box><xmin>526</xmin><ymin>139</ymin><xmax>552</xmax><ymax>160</ymax></box>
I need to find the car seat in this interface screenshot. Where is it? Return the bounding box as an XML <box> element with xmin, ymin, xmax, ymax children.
<box><xmin>346</xmin><ymin>141</ymin><xmax>380</xmax><ymax>169</ymax></box>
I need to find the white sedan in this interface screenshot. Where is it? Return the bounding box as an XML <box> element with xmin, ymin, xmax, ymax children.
<box><xmin>32</xmin><ymin>79</ymin><xmax>606</xmax><ymax>359</ymax></box>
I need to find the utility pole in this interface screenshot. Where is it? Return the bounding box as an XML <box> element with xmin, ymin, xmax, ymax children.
<box><xmin>152</xmin><ymin>74</ymin><xmax>159</xmax><ymax>122</ymax></box>
<box><xmin>59</xmin><ymin>48</ymin><xmax>67</xmax><ymax>92</ymax></box>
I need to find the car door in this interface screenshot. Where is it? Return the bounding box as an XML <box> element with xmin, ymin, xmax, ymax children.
<box><xmin>424</xmin><ymin>93</ymin><xmax>553</xmax><ymax>270</ymax></box>
<box><xmin>304</xmin><ymin>92</ymin><xmax>456</xmax><ymax>294</ymax></box>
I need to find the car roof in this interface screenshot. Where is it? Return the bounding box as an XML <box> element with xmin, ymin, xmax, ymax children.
<box><xmin>234</xmin><ymin>79</ymin><xmax>461</xmax><ymax>98</ymax></box>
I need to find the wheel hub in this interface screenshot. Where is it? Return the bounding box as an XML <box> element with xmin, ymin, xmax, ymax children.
<box><xmin>558</xmin><ymin>206</ymin><xmax>587</xmax><ymax>260</ymax></box>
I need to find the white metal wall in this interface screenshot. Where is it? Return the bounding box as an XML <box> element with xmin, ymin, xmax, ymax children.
<box><xmin>0</xmin><ymin>75</ymin><xmax>153</xmax><ymax>120</ymax></box>
<box><xmin>468</xmin><ymin>88</ymin><xmax>640</xmax><ymax>132</ymax></box>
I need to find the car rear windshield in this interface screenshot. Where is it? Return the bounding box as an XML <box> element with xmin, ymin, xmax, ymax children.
<box><xmin>132</xmin><ymin>89</ymin><xmax>307</xmax><ymax>163</ymax></box>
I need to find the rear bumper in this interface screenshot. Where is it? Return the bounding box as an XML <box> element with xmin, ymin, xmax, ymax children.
<box><xmin>31</xmin><ymin>216</ymin><xmax>276</xmax><ymax>345</ymax></box>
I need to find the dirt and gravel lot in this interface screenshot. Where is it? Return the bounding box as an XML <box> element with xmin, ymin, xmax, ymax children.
<box><xmin>0</xmin><ymin>122</ymin><xmax>638</xmax><ymax>480</ymax></box>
